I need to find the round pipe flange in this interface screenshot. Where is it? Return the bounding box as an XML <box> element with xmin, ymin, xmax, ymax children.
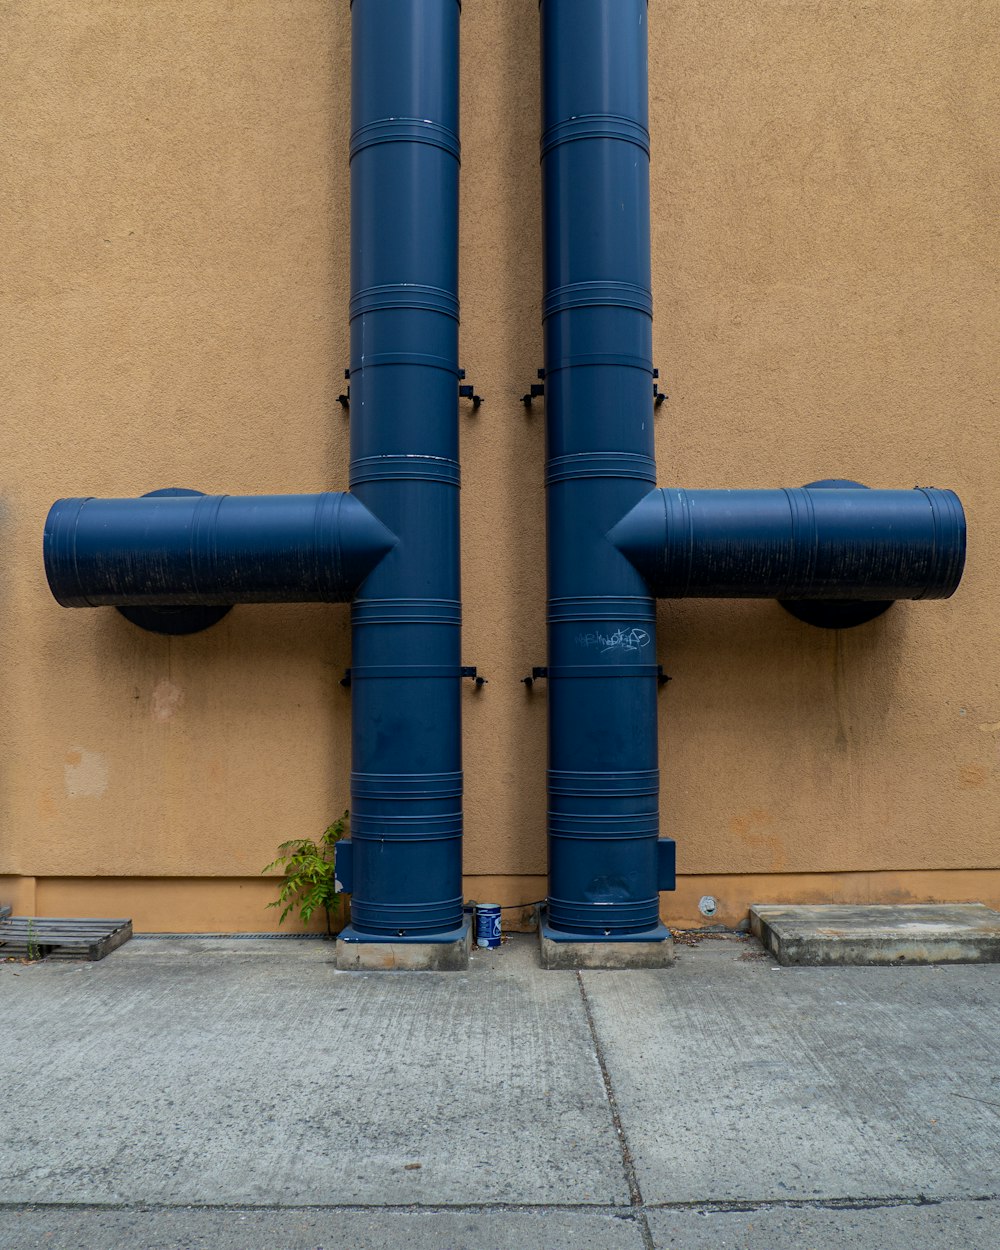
<box><xmin>115</xmin><ymin>489</ymin><xmax>233</xmax><ymax>636</ymax></box>
<box><xmin>778</xmin><ymin>480</ymin><xmax>893</xmax><ymax>630</ymax></box>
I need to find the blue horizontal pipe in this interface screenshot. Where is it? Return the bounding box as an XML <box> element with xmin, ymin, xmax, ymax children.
<box><xmin>610</xmin><ymin>485</ymin><xmax>966</xmax><ymax>601</ymax></box>
<box><xmin>44</xmin><ymin>492</ymin><xmax>395</xmax><ymax>607</ymax></box>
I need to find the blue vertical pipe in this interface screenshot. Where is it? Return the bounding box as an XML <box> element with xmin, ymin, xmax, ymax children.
<box><xmin>340</xmin><ymin>0</ymin><xmax>466</xmax><ymax>942</ymax></box>
<box><xmin>540</xmin><ymin>0</ymin><xmax>669</xmax><ymax>939</ymax></box>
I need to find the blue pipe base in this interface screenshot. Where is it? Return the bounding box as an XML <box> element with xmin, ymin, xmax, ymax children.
<box><xmin>337</xmin><ymin>919</ymin><xmax>470</xmax><ymax>945</ymax></box>
<box><xmin>335</xmin><ymin>919</ymin><xmax>471</xmax><ymax>971</ymax></box>
<box><xmin>540</xmin><ymin>914</ymin><xmax>670</xmax><ymax>944</ymax></box>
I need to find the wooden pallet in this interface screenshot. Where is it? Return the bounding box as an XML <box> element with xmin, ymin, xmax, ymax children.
<box><xmin>0</xmin><ymin>916</ymin><xmax>132</xmax><ymax>961</ymax></box>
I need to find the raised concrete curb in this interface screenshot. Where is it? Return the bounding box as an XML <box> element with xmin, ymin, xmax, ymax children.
<box><xmin>539</xmin><ymin>931</ymin><xmax>674</xmax><ymax>969</ymax></box>
<box><xmin>751</xmin><ymin>902</ymin><xmax>1000</xmax><ymax>966</ymax></box>
<box><xmin>335</xmin><ymin>923</ymin><xmax>471</xmax><ymax>970</ymax></box>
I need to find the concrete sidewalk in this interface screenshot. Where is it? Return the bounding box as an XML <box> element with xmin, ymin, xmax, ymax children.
<box><xmin>2</xmin><ymin>933</ymin><xmax>998</xmax><ymax>1248</ymax></box>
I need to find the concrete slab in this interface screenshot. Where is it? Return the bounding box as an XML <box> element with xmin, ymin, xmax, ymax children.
<box><xmin>582</xmin><ymin>935</ymin><xmax>1000</xmax><ymax>1204</ymax></box>
<box><xmin>0</xmin><ymin>936</ymin><xmax>626</xmax><ymax>1206</ymax></box>
<box><xmin>540</xmin><ymin>929</ymin><xmax>675</xmax><ymax>969</ymax></box>
<box><xmin>647</xmin><ymin>1199</ymin><xmax>1000</xmax><ymax>1250</ymax></box>
<box><xmin>0</xmin><ymin>1208</ymin><xmax>648</xmax><ymax>1250</ymax></box>
<box><xmin>6</xmin><ymin>929</ymin><xmax>1000</xmax><ymax>1238</ymax></box>
<box><xmin>335</xmin><ymin>921</ymin><xmax>471</xmax><ymax>970</ymax></box>
<box><xmin>751</xmin><ymin>903</ymin><xmax>1000</xmax><ymax>966</ymax></box>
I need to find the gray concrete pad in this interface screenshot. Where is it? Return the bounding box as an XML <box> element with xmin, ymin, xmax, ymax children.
<box><xmin>647</xmin><ymin>1199</ymin><xmax>1000</xmax><ymax>1249</ymax></box>
<box><xmin>752</xmin><ymin>903</ymin><xmax>1000</xmax><ymax>965</ymax></box>
<box><xmin>335</xmin><ymin>922</ymin><xmax>471</xmax><ymax>970</ymax></box>
<box><xmin>540</xmin><ymin>931</ymin><xmax>675</xmax><ymax>969</ymax></box>
<box><xmin>582</xmin><ymin>935</ymin><xmax>1000</xmax><ymax>1204</ymax></box>
<box><xmin>0</xmin><ymin>936</ymin><xmax>626</xmax><ymax>1206</ymax></box>
<box><xmin>0</xmin><ymin>1208</ymin><xmax>647</xmax><ymax>1250</ymax></box>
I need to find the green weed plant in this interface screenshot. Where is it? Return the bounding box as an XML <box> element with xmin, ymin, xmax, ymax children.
<box><xmin>262</xmin><ymin>811</ymin><xmax>348</xmax><ymax>936</ymax></box>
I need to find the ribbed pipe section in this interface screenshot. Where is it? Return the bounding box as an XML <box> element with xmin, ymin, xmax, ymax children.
<box><xmin>44</xmin><ymin>491</ymin><xmax>395</xmax><ymax>607</ymax></box>
<box><xmin>611</xmin><ymin>485</ymin><xmax>967</xmax><ymax>601</ymax></box>
<box><xmin>344</xmin><ymin>0</ymin><xmax>465</xmax><ymax>939</ymax></box>
<box><xmin>540</xmin><ymin>0</ymin><xmax>665</xmax><ymax>938</ymax></box>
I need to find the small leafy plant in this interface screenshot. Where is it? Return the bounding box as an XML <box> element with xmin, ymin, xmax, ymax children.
<box><xmin>262</xmin><ymin>811</ymin><xmax>349</xmax><ymax>937</ymax></box>
<box><xmin>26</xmin><ymin>918</ymin><xmax>41</xmax><ymax>962</ymax></box>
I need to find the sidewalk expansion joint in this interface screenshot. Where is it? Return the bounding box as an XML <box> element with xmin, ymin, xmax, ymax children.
<box><xmin>0</xmin><ymin>1195</ymin><xmax>996</xmax><ymax>1216</ymax></box>
<box><xmin>0</xmin><ymin>1202</ymin><xmax>649</xmax><ymax>1216</ymax></box>
<box><xmin>644</xmin><ymin>1192</ymin><xmax>1000</xmax><ymax>1214</ymax></box>
<box><xmin>576</xmin><ymin>970</ymin><xmax>655</xmax><ymax>1250</ymax></box>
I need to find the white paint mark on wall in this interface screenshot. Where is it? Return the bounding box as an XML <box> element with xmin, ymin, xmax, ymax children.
<box><xmin>64</xmin><ymin>749</ymin><xmax>109</xmax><ymax>799</ymax></box>
<box><xmin>151</xmin><ymin>679</ymin><xmax>184</xmax><ymax>723</ymax></box>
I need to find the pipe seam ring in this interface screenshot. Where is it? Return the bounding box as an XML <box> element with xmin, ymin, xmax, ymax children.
<box><xmin>348</xmin><ymin>352</ymin><xmax>461</xmax><ymax>376</ymax></box>
<box><xmin>350</xmin><ymin>455</ymin><xmax>460</xmax><ymax>487</ymax></box>
<box><xmin>349</xmin><ymin>899</ymin><xmax>465</xmax><ymax>931</ymax></box>
<box><xmin>547</xmin><ymin>899</ymin><xmax>661</xmax><ymax>930</ymax></box>
<box><xmin>548</xmin><ymin>826</ymin><xmax>659</xmax><ymax>840</ymax></box>
<box><xmin>543</xmin><ymin>281</ymin><xmax>653</xmax><ymax>320</ymax></box>
<box><xmin>540</xmin><ymin>113</ymin><xmax>650</xmax><ymax>159</ymax></box>
<box><xmin>352</xmin><ymin>598</ymin><xmax>462</xmax><ymax>626</ymax></box>
<box><xmin>351</xmin><ymin>828</ymin><xmax>462</xmax><ymax>843</ymax></box>
<box><xmin>352</xmin><ymin>814</ymin><xmax>462</xmax><ymax>835</ymax></box>
<box><xmin>350</xmin><ymin>117</ymin><xmax>460</xmax><ymax>162</ymax></box>
<box><xmin>544</xmin><ymin>352</ymin><xmax>653</xmax><ymax>375</ymax></box>
<box><xmin>350</xmin><ymin>284</ymin><xmax>460</xmax><ymax>321</ymax></box>
<box><xmin>545</xmin><ymin>452</ymin><xmax>656</xmax><ymax>486</ymax></box>
<box><xmin>548</xmin><ymin>596</ymin><xmax>655</xmax><ymax>623</ymax></box>
<box><xmin>548</xmin><ymin>769</ymin><xmax>659</xmax><ymax>796</ymax></box>
<box><xmin>352</xmin><ymin>771</ymin><xmax>463</xmax><ymax>799</ymax></box>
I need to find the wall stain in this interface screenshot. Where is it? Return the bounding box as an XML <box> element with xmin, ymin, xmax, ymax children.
<box><xmin>64</xmin><ymin>749</ymin><xmax>109</xmax><ymax>799</ymax></box>
<box><xmin>151</xmin><ymin>678</ymin><xmax>184</xmax><ymax>723</ymax></box>
<box><xmin>729</xmin><ymin>807</ymin><xmax>787</xmax><ymax>871</ymax></box>
<box><xmin>831</xmin><ymin>632</ymin><xmax>850</xmax><ymax>751</ymax></box>
<box><xmin>959</xmin><ymin>764</ymin><xmax>988</xmax><ymax>788</ymax></box>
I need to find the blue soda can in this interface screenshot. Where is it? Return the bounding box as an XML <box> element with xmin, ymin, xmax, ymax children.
<box><xmin>475</xmin><ymin>903</ymin><xmax>502</xmax><ymax>949</ymax></box>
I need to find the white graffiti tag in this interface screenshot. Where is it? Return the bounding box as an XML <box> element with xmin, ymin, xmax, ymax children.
<box><xmin>576</xmin><ymin>626</ymin><xmax>651</xmax><ymax>654</ymax></box>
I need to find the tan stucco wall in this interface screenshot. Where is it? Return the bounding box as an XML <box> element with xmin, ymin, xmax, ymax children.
<box><xmin>2</xmin><ymin>1</ymin><xmax>997</xmax><ymax>932</ymax></box>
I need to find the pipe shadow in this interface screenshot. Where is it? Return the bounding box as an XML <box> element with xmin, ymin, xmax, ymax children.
<box><xmin>655</xmin><ymin>596</ymin><xmax>911</xmax><ymax>873</ymax></box>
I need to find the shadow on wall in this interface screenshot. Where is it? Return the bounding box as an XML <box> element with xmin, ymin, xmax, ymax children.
<box><xmin>660</xmin><ymin>595</ymin><xmax>906</xmax><ymax>746</ymax></box>
<box><xmin>657</xmin><ymin>596</ymin><xmax>909</xmax><ymax>874</ymax></box>
<box><xmin>85</xmin><ymin>598</ymin><xmax>353</xmax><ymax>791</ymax></box>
